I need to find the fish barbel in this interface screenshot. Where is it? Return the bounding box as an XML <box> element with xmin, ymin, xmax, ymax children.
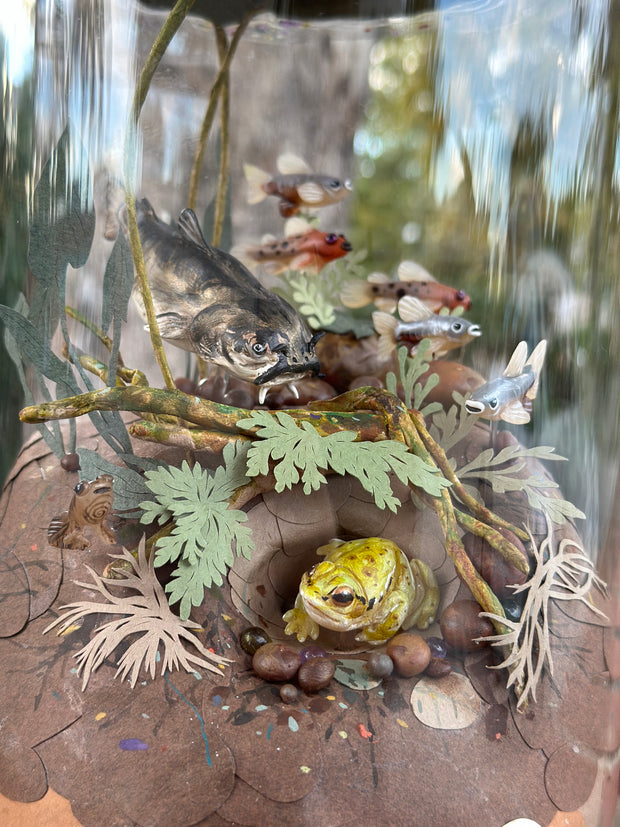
<box><xmin>122</xmin><ymin>199</ymin><xmax>322</xmax><ymax>402</ymax></box>
<box><xmin>243</xmin><ymin>217</ymin><xmax>352</xmax><ymax>275</ymax></box>
<box><xmin>341</xmin><ymin>260</ymin><xmax>471</xmax><ymax>313</ymax></box>
<box><xmin>244</xmin><ymin>153</ymin><xmax>352</xmax><ymax>217</ymax></box>
<box><xmin>465</xmin><ymin>340</ymin><xmax>547</xmax><ymax>424</ymax></box>
<box><xmin>372</xmin><ymin>296</ymin><xmax>481</xmax><ymax>359</ymax></box>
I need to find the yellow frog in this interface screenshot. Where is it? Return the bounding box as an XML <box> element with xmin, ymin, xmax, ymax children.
<box><xmin>283</xmin><ymin>537</ymin><xmax>439</xmax><ymax>645</ymax></box>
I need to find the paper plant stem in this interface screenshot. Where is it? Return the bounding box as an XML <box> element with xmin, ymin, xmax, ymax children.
<box><xmin>212</xmin><ymin>25</ymin><xmax>230</xmax><ymax>248</ymax></box>
<box><xmin>188</xmin><ymin>12</ymin><xmax>257</xmax><ymax>211</ymax></box>
<box><xmin>455</xmin><ymin>508</ymin><xmax>530</xmax><ymax>575</ymax></box>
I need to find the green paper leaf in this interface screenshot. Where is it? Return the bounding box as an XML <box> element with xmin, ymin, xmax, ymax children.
<box><xmin>238</xmin><ymin>410</ymin><xmax>450</xmax><ymax>510</ymax></box>
<box><xmin>138</xmin><ymin>443</ymin><xmax>254</xmax><ymax>619</ymax></box>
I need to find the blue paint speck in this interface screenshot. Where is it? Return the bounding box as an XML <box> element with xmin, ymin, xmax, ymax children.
<box><xmin>266</xmin><ymin>723</ymin><xmax>274</xmax><ymax>740</ymax></box>
<box><xmin>119</xmin><ymin>739</ymin><xmax>149</xmax><ymax>751</ymax></box>
<box><xmin>288</xmin><ymin>716</ymin><xmax>299</xmax><ymax>732</ymax></box>
<box><xmin>212</xmin><ymin>694</ymin><xmax>223</xmax><ymax>706</ymax></box>
<box><xmin>255</xmin><ymin>704</ymin><xmax>268</xmax><ymax>712</ymax></box>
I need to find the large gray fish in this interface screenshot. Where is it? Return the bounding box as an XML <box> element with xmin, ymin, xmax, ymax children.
<box><xmin>465</xmin><ymin>340</ymin><xmax>547</xmax><ymax>424</ymax></box>
<box><xmin>122</xmin><ymin>199</ymin><xmax>322</xmax><ymax>402</ymax></box>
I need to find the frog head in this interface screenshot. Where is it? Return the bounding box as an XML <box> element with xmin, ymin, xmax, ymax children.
<box><xmin>298</xmin><ymin>560</ymin><xmax>370</xmax><ymax>632</ymax></box>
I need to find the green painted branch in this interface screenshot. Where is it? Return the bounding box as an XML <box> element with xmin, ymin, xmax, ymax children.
<box><xmin>410</xmin><ymin>408</ymin><xmax>529</xmax><ymax>542</ymax></box>
<box><xmin>435</xmin><ymin>492</ymin><xmax>509</xmax><ymax>635</ymax></box>
<box><xmin>188</xmin><ymin>12</ymin><xmax>257</xmax><ymax>210</ymax></box>
<box><xmin>455</xmin><ymin>508</ymin><xmax>530</xmax><ymax>575</ymax></box>
<box><xmin>129</xmin><ymin>419</ymin><xmax>252</xmax><ymax>452</ymax></box>
<box><xmin>19</xmin><ymin>385</ymin><xmax>388</xmax><ymax>440</ymax></box>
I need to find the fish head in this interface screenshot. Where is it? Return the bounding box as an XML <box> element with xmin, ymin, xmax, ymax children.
<box><xmin>189</xmin><ymin>310</ymin><xmax>322</xmax><ymax>393</ymax></box>
<box><xmin>446</xmin><ymin>317</ymin><xmax>481</xmax><ymax>343</ymax></box>
<box><xmin>309</xmin><ymin>231</ymin><xmax>352</xmax><ymax>260</ymax></box>
<box><xmin>465</xmin><ymin>377</ymin><xmax>515</xmax><ymax>419</ymax></box>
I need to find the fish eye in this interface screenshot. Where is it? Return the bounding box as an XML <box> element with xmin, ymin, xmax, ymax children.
<box><xmin>451</xmin><ymin>321</ymin><xmax>464</xmax><ymax>332</ymax></box>
<box><xmin>488</xmin><ymin>397</ymin><xmax>499</xmax><ymax>410</ymax></box>
<box><xmin>328</xmin><ymin>179</ymin><xmax>341</xmax><ymax>190</ymax></box>
<box><xmin>456</xmin><ymin>290</ymin><xmax>467</xmax><ymax>300</ymax></box>
<box><xmin>252</xmin><ymin>342</ymin><xmax>267</xmax><ymax>355</ymax></box>
<box><xmin>330</xmin><ymin>587</ymin><xmax>354</xmax><ymax>606</ymax></box>
<box><xmin>325</xmin><ymin>233</ymin><xmax>338</xmax><ymax>244</ymax></box>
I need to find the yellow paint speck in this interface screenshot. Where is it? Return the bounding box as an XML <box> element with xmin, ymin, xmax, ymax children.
<box><xmin>338</xmin><ymin>730</ymin><xmax>348</xmax><ymax>739</ymax></box>
<box><xmin>325</xmin><ymin>695</ymin><xmax>335</xmax><ymax>701</ymax></box>
<box><xmin>95</xmin><ymin>712</ymin><xmax>106</xmax><ymax>721</ymax></box>
<box><xmin>59</xmin><ymin>624</ymin><xmax>82</xmax><ymax>636</ymax></box>
<box><xmin>221</xmin><ymin>614</ymin><xmax>232</xmax><ymax>621</ymax></box>
<box><xmin>21</xmin><ymin>523</ymin><xmax>26</xmax><ymax>529</ymax></box>
<box><xmin>300</xmin><ymin>766</ymin><xmax>311</xmax><ymax>774</ymax></box>
<box><xmin>396</xmin><ymin>718</ymin><xmax>408</xmax><ymax>728</ymax></box>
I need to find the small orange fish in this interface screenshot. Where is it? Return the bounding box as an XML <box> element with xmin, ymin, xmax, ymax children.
<box><xmin>244</xmin><ymin>153</ymin><xmax>352</xmax><ymax>217</ymax></box>
<box><xmin>341</xmin><ymin>260</ymin><xmax>471</xmax><ymax>314</ymax></box>
<box><xmin>244</xmin><ymin>222</ymin><xmax>352</xmax><ymax>275</ymax></box>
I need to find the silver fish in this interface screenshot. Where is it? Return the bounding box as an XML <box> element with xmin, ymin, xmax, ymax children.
<box><xmin>372</xmin><ymin>295</ymin><xmax>481</xmax><ymax>359</ymax></box>
<box><xmin>121</xmin><ymin>199</ymin><xmax>322</xmax><ymax>403</ymax></box>
<box><xmin>465</xmin><ymin>340</ymin><xmax>547</xmax><ymax>424</ymax></box>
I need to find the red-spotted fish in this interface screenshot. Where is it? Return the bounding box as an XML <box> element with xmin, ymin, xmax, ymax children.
<box><xmin>121</xmin><ymin>199</ymin><xmax>322</xmax><ymax>403</ymax></box>
<box><xmin>242</xmin><ymin>217</ymin><xmax>352</xmax><ymax>275</ymax></box>
<box><xmin>244</xmin><ymin>153</ymin><xmax>352</xmax><ymax>217</ymax></box>
<box><xmin>464</xmin><ymin>340</ymin><xmax>547</xmax><ymax>424</ymax></box>
<box><xmin>341</xmin><ymin>260</ymin><xmax>471</xmax><ymax>314</ymax></box>
<box><xmin>372</xmin><ymin>296</ymin><xmax>481</xmax><ymax>359</ymax></box>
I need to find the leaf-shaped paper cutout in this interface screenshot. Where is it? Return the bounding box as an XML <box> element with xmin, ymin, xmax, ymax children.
<box><xmin>410</xmin><ymin>672</ymin><xmax>482</xmax><ymax>729</ymax></box>
<box><xmin>28</xmin><ymin>126</ymin><xmax>95</xmax><ymax>277</ymax></box>
<box><xmin>333</xmin><ymin>659</ymin><xmax>382</xmax><ymax>690</ymax></box>
<box><xmin>0</xmin><ymin>305</ymin><xmax>77</xmax><ymax>395</ymax></box>
<box><xmin>101</xmin><ymin>231</ymin><xmax>134</xmax><ymax>385</ymax></box>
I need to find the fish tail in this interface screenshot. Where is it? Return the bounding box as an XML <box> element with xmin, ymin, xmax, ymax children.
<box><xmin>340</xmin><ymin>279</ymin><xmax>373</xmax><ymax>308</ymax></box>
<box><xmin>243</xmin><ymin>163</ymin><xmax>270</xmax><ymax>204</ymax></box>
<box><xmin>525</xmin><ymin>339</ymin><xmax>547</xmax><ymax>399</ymax></box>
<box><xmin>372</xmin><ymin>311</ymin><xmax>398</xmax><ymax>358</ymax></box>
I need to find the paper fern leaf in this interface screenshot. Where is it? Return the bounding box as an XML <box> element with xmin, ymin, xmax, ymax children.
<box><xmin>238</xmin><ymin>410</ymin><xmax>450</xmax><ymax>510</ymax></box>
<box><xmin>139</xmin><ymin>441</ymin><xmax>254</xmax><ymax>619</ymax></box>
<box><xmin>479</xmin><ymin>515</ymin><xmax>607</xmax><ymax>708</ymax></box>
<box><xmin>44</xmin><ymin>537</ymin><xmax>231</xmax><ymax>689</ymax></box>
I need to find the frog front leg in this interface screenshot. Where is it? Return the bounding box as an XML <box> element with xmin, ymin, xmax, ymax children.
<box><xmin>283</xmin><ymin>596</ymin><xmax>320</xmax><ymax>643</ymax></box>
<box><xmin>355</xmin><ymin>590</ymin><xmax>410</xmax><ymax>644</ymax></box>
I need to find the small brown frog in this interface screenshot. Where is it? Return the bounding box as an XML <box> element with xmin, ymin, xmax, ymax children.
<box><xmin>48</xmin><ymin>474</ymin><xmax>116</xmax><ymax>550</ymax></box>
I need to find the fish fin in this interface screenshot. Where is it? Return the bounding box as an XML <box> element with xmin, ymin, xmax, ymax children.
<box><xmin>524</xmin><ymin>339</ymin><xmax>547</xmax><ymax>399</ymax></box>
<box><xmin>500</xmin><ymin>401</ymin><xmax>531</xmax><ymax>425</ymax></box>
<box><xmin>296</xmin><ymin>181</ymin><xmax>328</xmax><ymax>205</ymax></box>
<box><xmin>397</xmin><ymin>295</ymin><xmax>433</xmax><ymax>323</ymax></box>
<box><xmin>284</xmin><ymin>216</ymin><xmax>313</xmax><ymax>236</ymax></box>
<box><xmin>243</xmin><ymin>163</ymin><xmax>270</xmax><ymax>204</ymax></box>
<box><xmin>502</xmin><ymin>341</ymin><xmax>529</xmax><ymax>377</ymax></box>
<box><xmin>367</xmin><ymin>271</ymin><xmax>390</xmax><ymax>284</ymax></box>
<box><xmin>372</xmin><ymin>311</ymin><xmax>398</xmax><ymax>357</ymax></box>
<box><xmin>397</xmin><ymin>260</ymin><xmax>437</xmax><ymax>283</ymax></box>
<box><xmin>277</xmin><ymin>152</ymin><xmax>313</xmax><ymax>175</ymax></box>
<box><xmin>374</xmin><ymin>297</ymin><xmax>398</xmax><ymax>313</ymax></box>
<box><xmin>177</xmin><ymin>209</ymin><xmax>212</xmax><ymax>252</ymax></box>
<box><xmin>290</xmin><ymin>252</ymin><xmax>320</xmax><ymax>273</ymax></box>
<box><xmin>340</xmin><ymin>279</ymin><xmax>372</xmax><ymax>308</ymax></box>
<box><xmin>155</xmin><ymin>312</ymin><xmax>190</xmax><ymax>340</ymax></box>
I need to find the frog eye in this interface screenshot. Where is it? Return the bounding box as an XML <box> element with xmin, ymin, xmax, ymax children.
<box><xmin>251</xmin><ymin>342</ymin><xmax>267</xmax><ymax>355</ymax></box>
<box><xmin>74</xmin><ymin>481</ymin><xmax>87</xmax><ymax>495</ymax></box>
<box><xmin>330</xmin><ymin>586</ymin><xmax>354</xmax><ymax>606</ymax></box>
